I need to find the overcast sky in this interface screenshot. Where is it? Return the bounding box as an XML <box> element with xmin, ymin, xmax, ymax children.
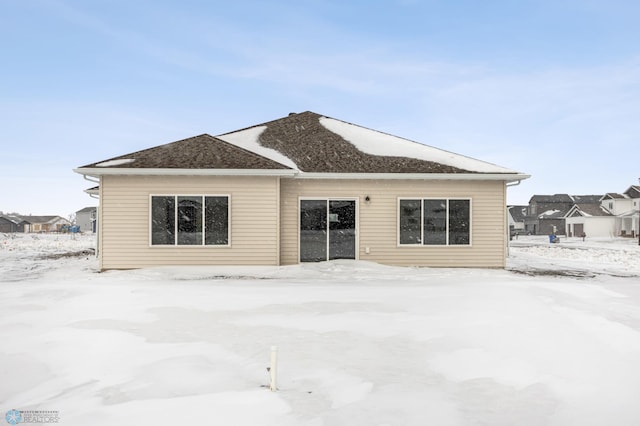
<box><xmin>1</xmin><ymin>0</ymin><xmax>639</xmax><ymax>216</ymax></box>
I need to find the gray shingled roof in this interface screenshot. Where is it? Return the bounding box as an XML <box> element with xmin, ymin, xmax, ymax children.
<box><xmin>219</xmin><ymin>111</ymin><xmax>471</xmax><ymax>174</ymax></box>
<box><xmin>18</xmin><ymin>215</ymin><xmax>66</xmax><ymax>224</ymax></box>
<box><xmin>508</xmin><ymin>205</ymin><xmax>528</xmax><ymax>222</ymax></box>
<box><xmin>530</xmin><ymin>194</ymin><xmax>602</xmax><ymax>204</ymax></box>
<box><xmin>568</xmin><ymin>204</ymin><xmax>613</xmax><ymax>217</ymax></box>
<box><xmin>0</xmin><ymin>215</ymin><xmax>25</xmax><ymax>225</ymax></box>
<box><xmin>78</xmin><ymin>111</ymin><xmax>526</xmax><ymax>177</ymax></box>
<box><xmin>571</xmin><ymin>195</ymin><xmax>603</xmax><ymax>204</ymax></box>
<box><xmin>530</xmin><ymin>194</ymin><xmax>574</xmax><ymax>203</ymax></box>
<box><xmin>625</xmin><ymin>185</ymin><xmax>640</xmax><ymax>199</ymax></box>
<box><xmin>602</xmin><ymin>193</ymin><xmax>626</xmax><ymax>200</ymax></box>
<box><xmin>80</xmin><ymin>134</ymin><xmax>292</xmax><ymax>170</ymax></box>
<box><xmin>76</xmin><ymin>207</ymin><xmax>97</xmax><ymax>214</ymax></box>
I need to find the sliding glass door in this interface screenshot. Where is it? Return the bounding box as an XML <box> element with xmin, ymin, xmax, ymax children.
<box><xmin>300</xmin><ymin>199</ymin><xmax>356</xmax><ymax>262</ymax></box>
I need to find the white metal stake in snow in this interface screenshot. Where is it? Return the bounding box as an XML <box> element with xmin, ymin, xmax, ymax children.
<box><xmin>269</xmin><ymin>346</ymin><xmax>278</xmax><ymax>391</ymax></box>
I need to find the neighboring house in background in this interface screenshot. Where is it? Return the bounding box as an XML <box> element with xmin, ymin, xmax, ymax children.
<box><xmin>76</xmin><ymin>207</ymin><xmax>97</xmax><ymax>233</ymax></box>
<box><xmin>523</xmin><ymin>186</ymin><xmax>640</xmax><ymax>239</ymax></box>
<box><xmin>564</xmin><ymin>203</ymin><xmax>615</xmax><ymax>237</ymax></box>
<box><xmin>524</xmin><ymin>194</ymin><xmax>574</xmax><ymax>235</ymax></box>
<box><xmin>524</xmin><ymin>194</ymin><xmax>602</xmax><ymax>235</ymax></box>
<box><xmin>601</xmin><ymin>192</ymin><xmax>634</xmax><ymax>216</ymax></box>
<box><xmin>20</xmin><ymin>216</ymin><xmax>71</xmax><ymax>233</ymax></box>
<box><xmin>600</xmin><ymin>185</ymin><xmax>640</xmax><ymax>237</ymax></box>
<box><xmin>0</xmin><ymin>215</ymin><xmax>27</xmax><ymax>233</ymax></box>
<box><xmin>74</xmin><ymin>111</ymin><xmax>529</xmax><ymax>270</ymax></box>
<box><xmin>507</xmin><ymin>205</ymin><xmax>527</xmax><ymax>236</ymax></box>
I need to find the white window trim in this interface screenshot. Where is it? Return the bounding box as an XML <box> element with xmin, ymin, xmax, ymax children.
<box><xmin>397</xmin><ymin>197</ymin><xmax>472</xmax><ymax>247</ymax></box>
<box><xmin>148</xmin><ymin>194</ymin><xmax>231</xmax><ymax>248</ymax></box>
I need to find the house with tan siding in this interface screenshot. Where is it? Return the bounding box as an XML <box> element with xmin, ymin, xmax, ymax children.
<box><xmin>74</xmin><ymin>111</ymin><xmax>529</xmax><ymax>270</ymax></box>
<box><xmin>20</xmin><ymin>215</ymin><xmax>71</xmax><ymax>233</ymax></box>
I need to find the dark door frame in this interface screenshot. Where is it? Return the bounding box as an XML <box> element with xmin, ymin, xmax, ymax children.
<box><xmin>298</xmin><ymin>197</ymin><xmax>359</xmax><ymax>263</ymax></box>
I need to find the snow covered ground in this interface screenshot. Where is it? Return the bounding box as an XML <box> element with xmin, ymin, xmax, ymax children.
<box><xmin>1</xmin><ymin>233</ymin><xmax>640</xmax><ymax>425</ymax></box>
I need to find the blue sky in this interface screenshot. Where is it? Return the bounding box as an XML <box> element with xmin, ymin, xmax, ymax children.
<box><xmin>1</xmin><ymin>0</ymin><xmax>639</xmax><ymax>216</ymax></box>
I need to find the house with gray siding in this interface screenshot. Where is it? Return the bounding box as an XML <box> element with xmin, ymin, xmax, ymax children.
<box><xmin>0</xmin><ymin>215</ymin><xmax>27</xmax><ymax>233</ymax></box>
<box><xmin>524</xmin><ymin>194</ymin><xmax>602</xmax><ymax>236</ymax></box>
<box><xmin>75</xmin><ymin>207</ymin><xmax>97</xmax><ymax>233</ymax></box>
<box><xmin>507</xmin><ymin>205</ymin><xmax>527</xmax><ymax>236</ymax></box>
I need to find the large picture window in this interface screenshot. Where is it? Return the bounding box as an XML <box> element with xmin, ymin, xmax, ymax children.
<box><xmin>151</xmin><ymin>195</ymin><xmax>229</xmax><ymax>246</ymax></box>
<box><xmin>398</xmin><ymin>198</ymin><xmax>471</xmax><ymax>246</ymax></box>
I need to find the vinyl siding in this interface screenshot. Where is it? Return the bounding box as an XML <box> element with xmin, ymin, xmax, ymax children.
<box><xmin>280</xmin><ymin>179</ymin><xmax>507</xmax><ymax>267</ymax></box>
<box><xmin>99</xmin><ymin>175</ymin><xmax>279</xmax><ymax>269</ymax></box>
<box><xmin>99</xmin><ymin>175</ymin><xmax>507</xmax><ymax>269</ymax></box>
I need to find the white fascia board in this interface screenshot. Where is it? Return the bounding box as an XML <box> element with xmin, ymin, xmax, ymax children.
<box><xmin>73</xmin><ymin>168</ymin><xmax>297</xmax><ymax>178</ymax></box>
<box><xmin>74</xmin><ymin>167</ymin><xmax>530</xmax><ymax>184</ymax></box>
<box><xmin>293</xmin><ymin>172</ymin><xmax>531</xmax><ymax>183</ymax></box>
<box><xmin>563</xmin><ymin>206</ymin><xmax>580</xmax><ymax>218</ymax></box>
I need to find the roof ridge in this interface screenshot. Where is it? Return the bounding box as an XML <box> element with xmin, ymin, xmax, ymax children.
<box><xmin>79</xmin><ymin>133</ymin><xmax>216</xmax><ymax>168</ymax></box>
<box><xmin>75</xmin><ymin>111</ymin><xmax>528</xmax><ymax>179</ymax></box>
<box><xmin>79</xmin><ymin>133</ymin><xmax>292</xmax><ymax>170</ymax></box>
<box><xmin>217</xmin><ymin>111</ymin><xmax>321</xmax><ymax>137</ymax></box>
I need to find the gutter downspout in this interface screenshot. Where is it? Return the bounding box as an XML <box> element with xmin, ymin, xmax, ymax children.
<box><xmin>83</xmin><ymin>174</ymin><xmax>100</xmax><ymax>198</ymax></box>
<box><xmin>81</xmin><ymin>173</ymin><xmax>101</xmax><ymax>262</ymax></box>
<box><xmin>505</xmin><ymin>179</ymin><xmax>524</xmax><ymax>260</ymax></box>
<box><xmin>83</xmin><ymin>174</ymin><xmax>99</xmax><ymax>184</ymax></box>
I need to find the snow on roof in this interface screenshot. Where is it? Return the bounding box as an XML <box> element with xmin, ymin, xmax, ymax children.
<box><xmin>76</xmin><ymin>111</ymin><xmax>528</xmax><ymax>178</ymax></box>
<box><xmin>319</xmin><ymin>117</ymin><xmax>516</xmax><ymax>174</ymax></box>
<box><xmin>0</xmin><ymin>215</ymin><xmax>24</xmax><ymax>224</ymax></box>
<box><xmin>538</xmin><ymin>209</ymin><xmax>561</xmax><ymax>219</ymax></box>
<box><xmin>95</xmin><ymin>158</ymin><xmax>136</xmax><ymax>167</ymax></box>
<box><xmin>217</xmin><ymin>126</ymin><xmax>298</xmax><ymax>169</ymax></box>
<box><xmin>508</xmin><ymin>205</ymin><xmax>528</xmax><ymax>222</ymax></box>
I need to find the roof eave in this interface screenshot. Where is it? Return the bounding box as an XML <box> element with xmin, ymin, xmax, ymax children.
<box><xmin>74</xmin><ymin>168</ymin><xmax>297</xmax><ymax>178</ymax></box>
<box><xmin>293</xmin><ymin>172</ymin><xmax>531</xmax><ymax>183</ymax></box>
<box><xmin>563</xmin><ymin>206</ymin><xmax>580</xmax><ymax>218</ymax></box>
<box><xmin>74</xmin><ymin>167</ymin><xmax>530</xmax><ymax>183</ymax></box>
